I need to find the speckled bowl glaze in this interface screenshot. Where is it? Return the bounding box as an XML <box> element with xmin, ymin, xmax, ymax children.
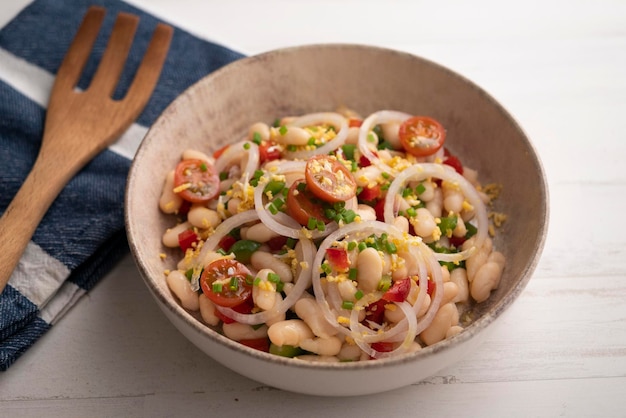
<box><xmin>125</xmin><ymin>44</ymin><xmax>548</xmax><ymax>397</ymax></box>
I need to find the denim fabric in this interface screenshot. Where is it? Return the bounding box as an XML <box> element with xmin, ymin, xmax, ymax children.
<box><xmin>0</xmin><ymin>0</ymin><xmax>244</xmax><ymax>370</ymax></box>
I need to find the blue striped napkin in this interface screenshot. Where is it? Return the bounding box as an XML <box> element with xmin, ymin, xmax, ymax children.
<box><xmin>0</xmin><ymin>0</ymin><xmax>243</xmax><ymax>370</ymax></box>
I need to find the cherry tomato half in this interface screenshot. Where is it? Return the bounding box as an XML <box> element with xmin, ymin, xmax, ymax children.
<box><xmin>174</xmin><ymin>159</ymin><xmax>220</xmax><ymax>203</ymax></box>
<box><xmin>259</xmin><ymin>140</ymin><xmax>281</xmax><ymax>163</ymax></box>
<box><xmin>398</xmin><ymin>116</ymin><xmax>446</xmax><ymax>157</ymax></box>
<box><xmin>286</xmin><ymin>179</ymin><xmax>329</xmax><ymax>227</ymax></box>
<box><xmin>304</xmin><ymin>155</ymin><xmax>357</xmax><ymax>203</ymax></box>
<box><xmin>200</xmin><ymin>259</ymin><xmax>252</xmax><ymax>308</ymax></box>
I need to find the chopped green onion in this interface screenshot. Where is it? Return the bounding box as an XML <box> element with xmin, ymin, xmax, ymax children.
<box><xmin>245</xmin><ymin>274</ymin><xmax>255</xmax><ymax>285</ymax></box>
<box><xmin>307</xmin><ymin>217</ymin><xmax>317</xmax><ymax>230</ymax></box>
<box><xmin>276</xmin><ymin>281</ymin><xmax>284</xmax><ymax>293</ymax></box>
<box><xmin>243</xmin><ymin>142</ymin><xmax>251</xmax><ymax>150</ymax></box>
<box><xmin>286</xmin><ymin>238</ymin><xmax>296</xmax><ymax>249</ymax></box>
<box><xmin>377</xmin><ymin>140</ymin><xmax>394</xmax><ymax>150</ymax></box>
<box><xmin>268</xmin><ymin>272</ymin><xmax>281</xmax><ymax>284</ymax></box>
<box><xmin>402</xmin><ymin>187</ymin><xmax>412</xmax><ymax>198</ymax></box>
<box><xmin>264</xmin><ymin>180</ymin><xmax>285</xmax><ymax>196</ymax></box>
<box><xmin>377</xmin><ymin>275</ymin><xmax>392</xmax><ymax>292</ymax></box>
<box><xmin>229</xmin><ymin>240</ymin><xmax>261</xmax><ymax>264</ymax></box>
<box><xmin>415</xmin><ymin>183</ymin><xmax>426</xmax><ymax>195</ymax></box>
<box><xmin>367</xmin><ymin>133</ymin><xmax>376</xmax><ymax>143</ymax></box>
<box><xmin>317</xmin><ymin>220</ymin><xmax>326</xmax><ymax>232</ymax></box>
<box><xmin>347</xmin><ymin>241</ymin><xmax>357</xmax><ymax>251</ymax></box>
<box><xmin>324</xmin><ymin>208</ymin><xmax>337</xmax><ymax>220</ymax></box>
<box><xmin>216</xmin><ymin>248</ymin><xmax>227</xmax><ymax>255</ymax></box>
<box><xmin>381</xmin><ymin>183</ymin><xmax>390</xmax><ymax>191</ymax></box>
<box><xmin>385</xmin><ymin>241</ymin><xmax>397</xmax><ymax>254</ymax></box>
<box><xmin>219</xmin><ymin>171</ymin><xmax>228</xmax><ymax>181</ymax></box>
<box><xmin>342</xmin><ymin>210</ymin><xmax>357</xmax><ymax>224</ymax></box>
<box><xmin>229</xmin><ymin>277</ymin><xmax>239</xmax><ymax>291</ymax></box>
<box><xmin>351</xmin><ymin>160</ymin><xmax>358</xmax><ymax>172</ymax></box>
<box><xmin>381</xmin><ymin>171</ymin><xmax>390</xmax><ymax>179</ymax></box>
<box><xmin>406</xmin><ymin>207</ymin><xmax>417</xmax><ymax>217</ymax></box>
<box><xmin>268</xmin><ymin>202</ymin><xmax>278</xmax><ymax>215</ymax></box>
<box><xmin>286</xmin><ymin>144</ymin><xmax>297</xmax><ymax>152</ymax></box>
<box><xmin>252</xmin><ymin>132</ymin><xmax>262</xmax><ymax>145</ymax></box>
<box><xmin>342</xmin><ymin>301</ymin><xmax>354</xmax><ymax>310</ymax></box>
<box><xmin>279</xmin><ymin>125</ymin><xmax>288</xmax><ymax>135</ymax></box>
<box><xmin>273</xmin><ymin>196</ymin><xmax>285</xmax><ymax>210</ymax></box>
<box><xmin>307</xmin><ymin>137</ymin><xmax>316</xmax><ymax>146</ymax></box>
<box><xmin>212</xmin><ymin>282</ymin><xmax>223</xmax><ymax>293</ymax></box>
<box><xmin>253</xmin><ymin>277</ymin><xmax>262</xmax><ymax>286</ymax></box>
<box><xmin>296</xmin><ymin>182</ymin><xmax>306</xmax><ymax>192</ymax></box>
<box><xmin>185</xmin><ymin>268</ymin><xmax>194</xmax><ymax>281</ymax></box>
<box><xmin>354</xmin><ymin>289</ymin><xmax>364</xmax><ymax>300</ymax></box>
<box><xmin>321</xmin><ymin>262</ymin><xmax>332</xmax><ymax>275</ymax></box>
<box><xmin>358</xmin><ymin>242</ymin><xmax>367</xmax><ymax>252</ymax></box>
<box><xmin>348</xmin><ymin>268</ymin><xmax>358</xmax><ymax>280</ymax></box>
<box><xmin>341</xmin><ymin>144</ymin><xmax>356</xmax><ymax>160</ymax></box>
<box><xmin>200</xmin><ymin>162</ymin><xmax>208</xmax><ymax>172</ymax></box>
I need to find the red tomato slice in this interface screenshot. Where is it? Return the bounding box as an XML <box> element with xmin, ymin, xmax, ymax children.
<box><xmin>266</xmin><ymin>235</ymin><xmax>288</xmax><ymax>252</ymax></box>
<box><xmin>200</xmin><ymin>259</ymin><xmax>252</xmax><ymax>308</ymax></box>
<box><xmin>213</xmin><ymin>144</ymin><xmax>230</xmax><ymax>159</ymax></box>
<box><xmin>178</xmin><ymin>229</ymin><xmax>199</xmax><ymax>252</ymax></box>
<box><xmin>398</xmin><ymin>116</ymin><xmax>446</xmax><ymax>157</ymax></box>
<box><xmin>217</xmin><ymin>235</ymin><xmax>237</xmax><ymax>252</ymax></box>
<box><xmin>348</xmin><ymin>118</ymin><xmax>363</xmax><ymax>128</ymax></box>
<box><xmin>286</xmin><ymin>179</ymin><xmax>329</xmax><ymax>226</ymax></box>
<box><xmin>371</xmin><ymin>341</ymin><xmax>395</xmax><ymax>353</ymax></box>
<box><xmin>259</xmin><ymin>140</ymin><xmax>281</xmax><ymax>163</ymax></box>
<box><xmin>214</xmin><ymin>298</ymin><xmax>254</xmax><ymax>324</ymax></box>
<box><xmin>443</xmin><ymin>155</ymin><xmax>464</xmax><ymax>175</ymax></box>
<box><xmin>305</xmin><ymin>155</ymin><xmax>357</xmax><ymax>203</ymax></box>
<box><xmin>427</xmin><ymin>279</ymin><xmax>436</xmax><ymax>296</ymax></box>
<box><xmin>325</xmin><ymin>248</ymin><xmax>350</xmax><ymax>271</ymax></box>
<box><xmin>374</xmin><ymin>199</ymin><xmax>386</xmax><ymax>222</ymax></box>
<box><xmin>174</xmin><ymin>159</ymin><xmax>220</xmax><ymax>203</ymax></box>
<box><xmin>382</xmin><ymin>278</ymin><xmax>411</xmax><ymax>302</ymax></box>
<box><xmin>364</xmin><ymin>299</ymin><xmax>387</xmax><ymax>326</ymax></box>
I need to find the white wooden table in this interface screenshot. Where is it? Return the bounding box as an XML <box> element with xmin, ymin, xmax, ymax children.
<box><xmin>2</xmin><ymin>1</ymin><xmax>625</xmax><ymax>416</ymax></box>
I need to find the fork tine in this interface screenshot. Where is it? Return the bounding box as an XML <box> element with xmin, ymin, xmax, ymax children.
<box><xmin>89</xmin><ymin>12</ymin><xmax>139</xmax><ymax>96</ymax></box>
<box><xmin>54</xmin><ymin>6</ymin><xmax>106</xmax><ymax>92</ymax></box>
<box><xmin>123</xmin><ymin>23</ymin><xmax>173</xmax><ymax>109</ymax></box>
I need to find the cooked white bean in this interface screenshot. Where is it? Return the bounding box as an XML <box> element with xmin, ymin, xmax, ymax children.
<box><xmin>384</xmin><ymin>302</ymin><xmax>406</xmax><ymax>324</ymax></box>
<box><xmin>345</xmin><ymin>126</ymin><xmax>360</xmax><ymax>144</ymax></box>
<box><xmin>391</xmin><ymin>260</ymin><xmax>408</xmax><ymax>281</ymax></box>
<box><xmin>452</xmin><ymin>215</ymin><xmax>467</xmax><ymax>238</ymax></box>
<box><xmin>471</xmin><ymin>261</ymin><xmax>504</xmax><ymax>303</ymax></box>
<box><xmin>251</xmin><ymin>251</ymin><xmax>293</xmax><ymax>283</ymax></box>
<box><xmin>420</xmin><ymin>302</ymin><xmax>458</xmax><ymax>346</ymax></box>
<box><xmin>248</xmin><ymin>122</ymin><xmax>270</xmax><ymax>142</ymax></box>
<box><xmin>166</xmin><ymin>270</ymin><xmax>199</xmax><ymax>311</ymax></box>
<box><xmin>252</xmin><ymin>269</ymin><xmax>277</xmax><ymax>311</ymax></box>
<box><xmin>443</xmin><ymin>185</ymin><xmax>464</xmax><ymax>214</ymax></box>
<box><xmin>393</xmin><ymin>216</ymin><xmax>409</xmax><ymax>233</ymax></box>
<box><xmin>337</xmin><ymin>279</ymin><xmax>359</xmax><ymax>303</ymax></box>
<box><xmin>245</xmin><ymin>222</ymin><xmax>279</xmax><ymax>243</ymax></box>
<box><xmin>356</xmin><ymin>204</ymin><xmax>376</xmax><ymax>221</ymax></box>
<box><xmin>265</xmin><ymin>293</ymin><xmax>287</xmax><ymax>327</ymax></box>
<box><xmin>162</xmin><ymin>221</ymin><xmax>192</xmax><ymax>248</ymax></box>
<box><xmin>295</xmin><ymin>298</ymin><xmax>338</xmax><ymax>338</ymax></box>
<box><xmin>223</xmin><ymin>322</ymin><xmax>269</xmax><ymax>341</ymax></box>
<box><xmin>417</xmin><ymin>180</ymin><xmax>435</xmax><ymax>202</ymax></box>
<box><xmin>381</xmin><ymin>121</ymin><xmax>401</xmax><ymax>149</ymax></box>
<box><xmin>450</xmin><ymin>267</ymin><xmax>469</xmax><ymax>303</ymax></box>
<box><xmin>299</xmin><ymin>336</ymin><xmax>343</xmax><ymax>356</ymax></box>
<box><xmin>489</xmin><ymin>251</ymin><xmax>506</xmax><ymax>270</ymax></box>
<box><xmin>267</xmin><ymin>319</ymin><xmax>314</xmax><ymax>347</ymax></box>
<box><xmin>442</xmin><ymin>281</ymin><xmax>459</xmax><ymax>305</ymax></box>
<box><xmin>356</xmin><ymin>247</ymin><xmax>383</xmax><ymax>293</ymax></box>
<box><xmin>227</xmin><ymin>197</ymin><xmax>241</xmax><ymax>215</ymax></box>
<box><xmin>159</xmin><ymin>170</ymin><xmax>183</xmax><ymax>214</ymax></box>
<box><xmin>446</xmin><ymin>325</ymin><xmax>464</xmax><ymax>339</ymax></box>
<box><xmin>273</xmin><ymin>126</ymin><xmax>311</xmax><ymax>145</ymax></box>
<box><xmin>187</xmin><ymin>205</ymin><xmax>221</xmax><ymax>229</ymax></box>
<box><xmin>354</xmin><ymin>165</ymin><xmax>381</xmax><ymax>188</ymax></box>
<box><xmin>338</xmin><ymin>342</ymin><xmax>362</xmax><ymax>361</ymax></box>
<box><xmin>441</xmin><ymin>265</ymin><xmax>451</xmax><ymax>283</ymax></box>
<box><xmin>416</xmin><ymin>293</ymin><xmax>431</xmax><ymax>318</ymax></box>
<box><xmin>410</xmin><ymin>208</ymin><xmax>438</xmax><ymax>239</ymax></box>
<box><xmin>198</xmin><ymin>294</ymin><xmax>220</xmax><ymax>326</ymax></box>
<box><xmin>182</xmin><ymin>148</ymin><xmax>212</xmax><ymax>163</ymax></box>
<box><xmin>425</xmin><ymin>187</ymin><xmax>443</xmax><ymax>218</ymax></box>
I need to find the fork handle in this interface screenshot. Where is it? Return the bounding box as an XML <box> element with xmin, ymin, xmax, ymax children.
<box><xmin>0</xmin><ymin>151</ymin><xmax>76</xmax><ymax>293</ymax></box>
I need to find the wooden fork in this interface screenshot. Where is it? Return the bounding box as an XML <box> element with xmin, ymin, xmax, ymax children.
<box><xmin>0</xmin><ymin>6</ymin><xmax>173</xmax><ymax>293</ymax></box>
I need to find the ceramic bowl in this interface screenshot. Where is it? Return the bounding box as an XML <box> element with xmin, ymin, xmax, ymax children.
<box><xmin>125</xmin><ymin>44</ymin><xmax>548</xmax><ymax>396</ymax></box>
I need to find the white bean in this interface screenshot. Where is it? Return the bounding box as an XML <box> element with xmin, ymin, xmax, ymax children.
<box><xmin>420</xmin><ymin>302</ymin><xmax>458</xmax><ymax>346</ymax></box>
<box><xmin>337</xmin><ymin>279</ymin><xmax>359</xmax><ymax>303</ymax></box>
<box><xmin>338</xmin><ymin>342</ymin><xmax>362</xmax><ymax>362</ymax></box>
<box><xmin>187</xmin><ymin>205</ymin><xmax>221</xmax><ymax>230</ymax></box>
<box><xmin>384</xmin><ymin>302</ymin><xmax>405</xmax><ymax>324</ymax></box>
<box><xmin>450</xmin><ymin>268</ymin><xmax>469</xmax><ymax>303</ymax></box>
<box><xmin>295</xmin><ymin>298</ymin><xmax>338</xmax><ymax>339</ymax></box>
<box><xmin>267</xmin><ymin>319</ymin><xmax>314</xmax><ymax>347</ymax></box>
<box><xmin>442</xmin><ymin>281</ymin><xmax>460</xmax><ymax>305</ymax></box>
<box><xmin>381</xmin><ymin>121</ymin><xmax>401</xmax><ymax>149</ymax></box>
<box><xmin>471</xmin><ymin>261</ymin><xmax>504</xmax><ymax>303</ymax></box>
<box><xmin>159</xmin><ymin>170</ymin><xmax>183</xmax><ymax>214</ymax></box>
<box><xmin>416</xmin><ymin>293</ymin><xmax>431</xmax><ymax>318</ymax></box>
<box><xmin>443</xmin><ymin>186</ymin><xmax>464</xmax><ymax>214</ymax></box>
<box><xmin>223</xmin><ymin>322</ymin><xmax>268</xmax><ymax>341</ymax></box>
<box><xmin>417</xmin><ymin>180</ymin><xmax>435</xmax><ymax>202</ymax></box>
<box><xmin>265</xmin><ymin>293</ymin><xmax>287</xmax><ymax>327</ymax></box>
<box><xmin>198</xmin><ymin>294</ymin><xmax>220</xmax><ymax>326</ymax></box>
<box><xmin>166</xmin><ymin>270</ymin><xmax>199</xmax><ymax>311</ymax></box>
<box><xmin>393</xmin><ymin>216</ymin><xmax>409</xmax><ymax>233</ymax></box>
<box><xmin>425</xmin><ymin>187</ymin><xmax>443</xmax><ymax>218</ymax></box>
<box><xmin>345</xmin><ymin>126</ymin><xmax>360</xmax><ymax>145</ymax></box>
<box><xmin>446</xmin><ymin>325</ymin><xmax>464</xmax><ymax>339</ymax></box>
<box><xmin>354</xmin><ymin>165</ymin><xmax>381</xmax><ymax>188</ymax></box>
<box><xmin>245</xmin><ymin>222</ymin><xmax>279</xmax><ymax>243</ymax></box>
<box><xmin>182</xmin><ymin>148</ymin><xmax>212</xmax><ymax>163</ymax></box>
<box><xmin>410</xmin><ymin>208</ymin><xmax>438</xmax><ymax>239</ymax></box>
<box><xmin>356</xmin><ymin>247</ymin><xmax>383</xmax><ymax>293</ymax></box>
<box><xmin>248</xmin><ymin>122</ymin><xmax>270</xmax><ymax>142</ymax></box>
<box><xmin>227</xmin><ymin>197</ymin><xmax>241</xmax><ymax>215</ymax></box>
<box><xmin>299</xmin><ymin>336</ymin><xmax>343</xmax><ymax>356</ymax></box>
<box><xmin>273</xmin><ymin>126</ymin><xmax>311</xmax><ymax>145</ymax></box>
<box><xmin>452</xmin><ymin>215</ymin><xmax>467</xmax><ymax>238</ymax></box>
<box><xmin>162</xmin><ymin>221</ymin><xmax>192</xmax><ymax>248</ymax></box>
<box><xmin>252</xmin><ymin>269</ymin><xmax>277</xmax><ymax>311</ymax></box>
<box><xmin>251</xmin><ymin>251</ymin><xmax>293</xmax><ymax>283</ymax></box>
<box><xmin>356</xmin><ymin>204</ymin><xmax>376</xmax><ymax>222</ymax></box>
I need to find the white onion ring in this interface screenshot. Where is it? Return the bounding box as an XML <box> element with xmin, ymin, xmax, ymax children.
<box><xmin>215</xmin><ymin>237</ymin><xmax>316</xmax><ymax>325</ymax></box>
<box><xmin>383</xmin><ymin>162</ymin><xmax>488</xmax><ymax>262</ymax></box>
<box><xmin>215</xmin><ymin>140</ymin><xmax>260</xmax><ymax>179</ymax></box>
<box><xmin>284</xmin><ymin>112</ymin><xmax>349</xmax><ymax>160</ymax></box>
<box><xmin>358</xmin><ymin>110</ymin><xmax>412</xmax><ymax>175</ymax></box>
<box><xmin>191</xmin><ymin>211</ymin><xmax>260</xmax><ymax>290</ymax></box>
